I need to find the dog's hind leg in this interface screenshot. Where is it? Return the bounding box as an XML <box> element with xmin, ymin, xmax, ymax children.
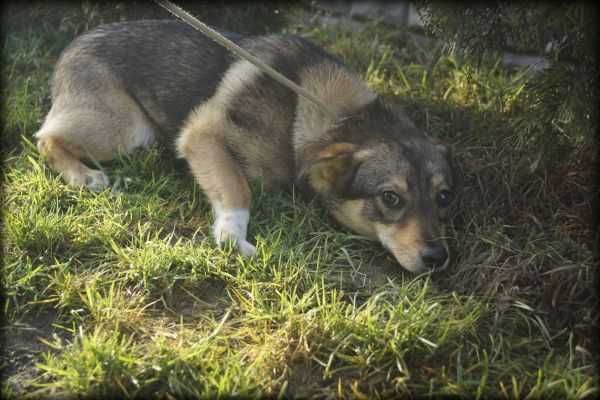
<box><xmin>35</xmin><ymin>90</ymin><xmax>155</xmax><ymax>192</ymax></box>
<box><xmin>177</xmin><ymin>104</ymin><xmax>256</xmax><ymax>256</ymax></box>
<box><xmin>36</xmin><ymin>135</ymin><xmax>110</xmax><ymax>191</ymax></box>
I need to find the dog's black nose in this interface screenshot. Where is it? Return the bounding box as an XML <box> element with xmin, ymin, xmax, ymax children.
<box><xmin>421</xmin><ymin>244</ymin><xmax>448</xmax><ymax>269</ymax></box>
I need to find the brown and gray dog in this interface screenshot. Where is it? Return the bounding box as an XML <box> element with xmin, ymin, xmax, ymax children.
<box><xmin>35</xmin><ymin>20</ymin><xmax>453</xmax><ymax>273</ymax></box>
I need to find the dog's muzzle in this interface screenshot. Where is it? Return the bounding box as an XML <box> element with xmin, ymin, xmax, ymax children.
<box><xmin>420</xmin><ymin>242</ymin><xmax>449</xmax><ymax>270</ymax></box>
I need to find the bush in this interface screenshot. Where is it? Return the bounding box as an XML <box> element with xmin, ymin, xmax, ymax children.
<box><xmin>416</xmin><ymin>2</ymin><xmax>599</xmax><ymax>152</ymax></box>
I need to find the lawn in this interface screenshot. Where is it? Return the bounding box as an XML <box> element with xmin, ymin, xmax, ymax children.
<box><xmin>1</xmin><ymin>3</ymin><xmax>597</xmax><ymax>399</ymax></box>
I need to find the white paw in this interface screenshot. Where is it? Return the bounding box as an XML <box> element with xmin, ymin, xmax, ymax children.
<box><xmin>67</xmin><ymin>169</ymin><xmax>109</xmax><ymax>192</ymax></box>
<box><xmin>83</xmin><ymin>169</ymin><xmax>110</xmax><ymax>192</ymax></box>
<box><xmin>212</xmin><ymin>207</ymin><xmax>256</xmax><ymax>257</ymax></box>
<box><xmin>237</xmin><ymin>240</ymin><xmax>257</xmax><ymax>257</ymax></box>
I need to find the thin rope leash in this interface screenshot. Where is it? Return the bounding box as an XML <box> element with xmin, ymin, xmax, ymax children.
<box><xmin>154</xmin><ymin>0</ymin><xmax>338</xmax><ymax>120</ymax></box>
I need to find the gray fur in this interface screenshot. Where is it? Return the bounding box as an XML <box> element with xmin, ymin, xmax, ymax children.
<box><xmin>53</xmin><ymin>20</ymin><xmax>238</xmax><ymax>134</ymax></box>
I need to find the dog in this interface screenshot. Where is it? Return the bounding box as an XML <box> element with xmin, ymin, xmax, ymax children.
<box><xmin>35</xmin><ymin>19</ymin><xmax>453</xmax><ymax>273</ymax></box>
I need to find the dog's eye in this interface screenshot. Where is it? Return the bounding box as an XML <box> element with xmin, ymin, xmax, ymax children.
<box><xmin>436</xmin><ymin>189</ymin><xmax>452</xmax><ymax>208</ymax></box>
<box><xmin>381</xmin><ymin>191</ymin><xmax>404</xmax><ymax>208</ymax></box>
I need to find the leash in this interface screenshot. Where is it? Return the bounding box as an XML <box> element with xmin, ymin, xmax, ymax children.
<box><xmin>154</xmin><ymin>0</ymin><xmax>338</xmax><ymax>120</ymax></box>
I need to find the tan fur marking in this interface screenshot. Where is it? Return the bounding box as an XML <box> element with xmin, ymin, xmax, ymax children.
<box><xmin>37</xmin><ymin>136</ymin><xmax>108</xmax><ymax>190</ymax></box>
<box><xmin>376</xmin><ymin>218</ymin><xmax>427</xmax><ymax>273</ymax></box>
<box><xmin>303</xmin><ymin>142</ymin><xmax>357</xmax><ymax>162</ymax></box>
<box><xmin>431</xmin><ymin>173</ymin><xmax>445</xmax><ymax>189</ymax></box>
<box><xmin>300</xmin><ymin>64</ymin><xmax>376</xmax><ymax>116</ymax></box>
<box><xmin>293</xmin><ymin>64</ymin><xmax>376</xmax><ymax>154</ymax></box>
<box><xmin>331</xmin><ymin>199</ymin><xmax>377</xmax><ymax>238</ymax></box>
<box><xmin>177</xmin><ymin>103</ymin><xmax>251</xmax><ymax>210</ymax></box>
<box><xmin>303</xmin><ymin>143</ymin><xmax>357</xmax><ymax>193</ymax></box>
<box><xmin>390</xmin><ymin>176</ymin><xmax>409</xmax><ymax>193</ymax></box>
<box><xmin>38</xmin><ymin>136</ymin><xmax>82</xmax><ymax>173</ymax></box>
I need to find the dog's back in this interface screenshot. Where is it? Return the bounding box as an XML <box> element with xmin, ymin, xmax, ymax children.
<box><xmin>51</xmin><ymin>20</ymin><xmax>238</xmax><ymax>134</ymax></box>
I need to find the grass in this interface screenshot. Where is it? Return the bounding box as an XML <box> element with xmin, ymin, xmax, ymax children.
<box><xmin>2</xmin><ymin>3</ymin><xmax>598</xmax><ymax>399</ymax></box>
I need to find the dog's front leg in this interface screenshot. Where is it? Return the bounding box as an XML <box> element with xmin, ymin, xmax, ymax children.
<box><xmin>211</xmin><ymin>204</ymin><xmax>255</xmax><ymax>256</ymax></box>
<box><xmin>177</xmin><ymin>115</ymin><xmax>256</xmax><ymax>257</ymax></box>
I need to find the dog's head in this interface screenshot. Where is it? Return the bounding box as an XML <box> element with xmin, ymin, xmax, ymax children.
<box><xmin>301</xmin><ymin>102</ymin><xmax>453</xmax><ymax>273</ymax></box>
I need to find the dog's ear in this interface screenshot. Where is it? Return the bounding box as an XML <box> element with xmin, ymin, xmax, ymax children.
<box><xmin>301</xmin><ymin>142</ymin><xmax>360</xmax><ymax>195</ymax></box>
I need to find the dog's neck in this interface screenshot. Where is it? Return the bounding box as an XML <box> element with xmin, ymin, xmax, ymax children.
<box><xmin>292</xmin><ymin>63</ymin><xmax>376</xmax><ymax>154</ymax></box>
